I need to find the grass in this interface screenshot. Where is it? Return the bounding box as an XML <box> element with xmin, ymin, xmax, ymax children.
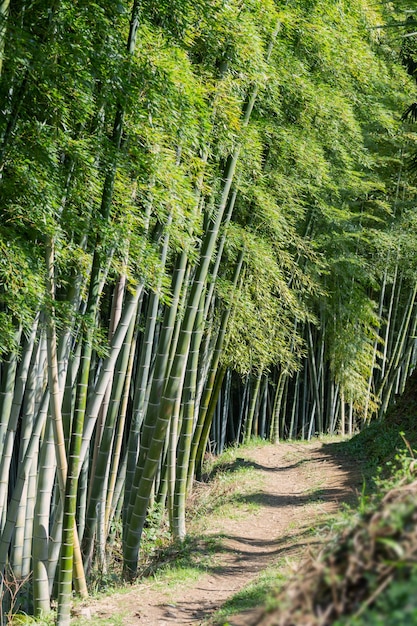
<box><xmin>206</xmin><ymin>561</ymin><xmax>291</xmax><ymax>625</ymax></box>
<box><xmin>139</xmin><ymin>533</ymin><xmax>224</xmax><ymax>583</ymax></box>
<box><xmin>188</xmin><ymin>443</ymin><xmax>267</xmax><ymax>531</ymax></box>
<box><xmin>7</xmin><ymin>615</ymin><xmax>55</xmax><ymax>626</ymax></box>
<box><xmin>5</xmin><ymin>612</ymin><xmax>124</xmax><ymax>626</ymax></box>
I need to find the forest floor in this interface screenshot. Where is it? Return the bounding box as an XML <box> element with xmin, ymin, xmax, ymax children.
<box><xmin>77</xmin><ymin>439</ymin><xmax>363</xmax><ymax>626</ymax></box>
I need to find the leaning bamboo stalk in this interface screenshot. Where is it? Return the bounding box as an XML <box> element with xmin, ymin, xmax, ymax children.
<box><xmin>78</xmin><ymin>284</ymin><xmax>144</xmax><ymax>470</ymax></box>
<box><xmin>307</xmin><ymin>322</ymin><xmax>322</xmax><ymax>432</ymax></box>
<box><xmin>57</xmin><ymin>327</ymin><xmax>94</xmax><ymax>625</ymax></box>
<box><xmin>105</xmin><ymin>326</ymin><xmax>137</xmax><ymax>533</ymax></box>
<box><xmin>135</xmin><ymin>153</ymin><xmax>245</xmax><ymax>501</ymax></box>
<box><xmin>88</xmin><ymin>273</ymin><xmax>126</xmax><ymax>508</ymax></box>
<box><xmin>364</xmin><ymin>267</ymin><xmax>388</xmax><ymax>420</ymax></box>
<box><xmin>203</xmin><ymin>187</ymin><xmax>238</xmax><ymax>320</ymax></box>
<box><xmin>381</xmin><ymin>264</ymin><xmax>401</xmax><ymax>379</ymax></box>
<box><xmin>57</xmin><ymin>282</ymin><xmax>142</xmax><ymax>623</ymax></box>
<box><xmin>124</xmin><ymin>225</ymin><xmax>172</xmax><ymax>515</ymax></box>
<box><xmin>380</xmin><ymin>294</ymin><xmax>417</xmax><ymax>416</ymax></box>
<box><xmin>398</xmin><ymin>309</ymin><xmax>417</xmax><ymax>394</ymax></box>
<box><xmin>269</xmin><ymin>370</ymin><xmax>286</xmax><ymax>444</ymax></box>
<box><xmin>123</xmin><ymin>292</ymin><xmax>159</xmax><ymax>518</ymax></box>
<box><xmin>171</xmin><ymin>294</ymin><xmax>205</xmax><ymax>540</ymax></box>
<box><xmin>54</xmin><ymin>7</ymin><xmax>145</xmax><ymax>610</ymax></box>
<box><xmin>194</xmin><ymin>365</ymin><xmax>227</xmax><ymax>478</ymax></box>
<box><xmin>191</xmin><ymin>252</ymin><xmax>245</xmax><ymax>480</ymax></box>
<box><xmin>10</xmin><ymin>344</ymin><xmax>41</xmax><ymax>578</ymax></box>
<box><xmin>125</xmin><ymin>21</ymin><xmax>279</xmax><ymax>578</ymax></box>
<box><xmin>82</xmin><ymin>309</ymin><xmax>137</xmax><ymax>570</ymax></box>
<box><xmin>124</xmin><ymin>253</ymin><xmax>188</xmax><ymax>527</ymax></box>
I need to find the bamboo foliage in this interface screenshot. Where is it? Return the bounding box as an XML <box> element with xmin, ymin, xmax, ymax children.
<box><xmin>0</xmin><ymin>0</ymin><xmax>416</xmax><ymax>620</ymax></box>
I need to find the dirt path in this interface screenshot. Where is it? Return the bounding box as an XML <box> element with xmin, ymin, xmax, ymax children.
<box><xmin>80</xmin><ymin>440</ymin><xmax>362</xmax><ymax>626</ymax></box>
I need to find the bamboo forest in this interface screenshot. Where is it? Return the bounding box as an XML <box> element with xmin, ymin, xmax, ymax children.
<box><xmin>1</xmin><ymin>0</ymin><xmax>417</xmax><ymax>624</ymax></box>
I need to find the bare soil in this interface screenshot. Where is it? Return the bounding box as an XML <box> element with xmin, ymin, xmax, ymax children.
<box><xmin>79</xmin><ymin>440</ymin><xmax>363</xmax><ymax>626</ymax></box>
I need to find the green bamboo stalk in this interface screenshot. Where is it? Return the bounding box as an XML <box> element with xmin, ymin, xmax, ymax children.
<box><xmin>398</xmin><ymin>309</ymin><xmax>417</xmax><ymax>394</ymax></box>
<box><xmin>88</xmin><ymin>274</ymin><xmax>126</xmax><ymax>510</ymax></box>
<box><xmin>0</xmin><ymin>320</ymin><xmax>38</xmax><ymax>525</ymax></box>
<box><xmin>77</xmin><ymin>457</ymin><xmax>88</xmax><ymax>541</ymax></box>
<box><xmin>82</xmin><ymin>308</ymin><xmax>137</xmax><ymax>571</ymax></box>
<box><xmin>279</xmin><ymin>374</ymin><xmax>290</xmax><ymax>439</ymax></box>
<box><xmin>0</xmin><ymin>331</ymin><xmax>21</xmax><ymax>464</ymax></box>
<box><xmin>301</xmin><ymin>364</ymin><xmax>308</xmax><ymax>439</ymax></box>
<box><xmin>203</xmin><ymin>188</ymin><xmax>238</xmax><ymax>320</ymax></box>
<box><xmin>223</xmin><ymin>369</ymin><xmax>234</xmax><ymax>446</ymax></box>
<box><xmin>330</xmin><ymin>383</ymin><xmax>340</xmax><ymax>435</ymax></box>
<box><xmin>194</xmin><ymin>366</ymin><xmax>227</xmax><ymax>479</ymax></box>
<box><xmin>289</xmin><ymin>369</ymin><xmax>300</xmax><ymax>439</ymax></box>
<box><xmin>124</xmin><ymin>253</ymin><xmax>188</xmax><ymax>528</ymax></box>
<box><xmin>236</xmin><ymin>374</ymin><xmax>250</xmax><ymax>444</ymax></box>
<box><xmin>364</xmin><ymin>268</ymin><xmax>388</xmax><ymax>420</ymax></box>
<box><xmin>125</xmin><ymin>291</ymin><xmax>159</xmax><ymax>473</ymax></box>
<box><xmin>339</xmin><ymin>389</ymin><xmax>346</xmax><ymax>436</ymax></box>
<box><xmin>243</xmin><ymin>371</ymin><xmax>263</xmax><ymax>445</ymax></box>
<box><xmin>109</xmin><ymin>450</ymin><xmax>127</xmax><ymax>528</ymax></box>
<box><xmin>188</xmin><ymin>251</ymin><xmax>244</xmax><ymax>484</ymax></box>
<box><xmin>57</xmin><ymin>329</ymin><xmax>93</xmax><ymax>625</ymax></box>
<box><xmin>57</xmin><ymin>273</ymin><xmax>135</xmax><ymax>617</ymax></box>
<box><xmin>105</xmin><ymin>326</ymin><xmax>137</xmax><ymax>533</ymax></box>
<box><xmin>47</xmin><ymin>499</ymin><xmax>63</xmax><ymax>596</ymax></box>
<box><xmin>269</xmin><ymin>370</ymin><xmax>286</xmax><ymax>444</ymax></box>
<box><xmin>79</xmin><ymin>284</ymin><xmax>143</xmax><ymax>470</ymax></box>
<box><xmin>124</xmin><ymin>225</ymin><xmax>173</xmax><ymax>516</ymax></box>
<box><xmin>171</xmin><ymin>295</ymin><xmax>205</xmax><ymax>540</ymax></box>
<box><xmin>32</xmin><ymin>417</ymin><xmax>56</xmax><ymax>616</ymax></box>
<box><xmin>377</xmin><ymin>281</ymin><xmax>417</xmax><ymax>407</ymax></box>
<box><xmin>381</xmin><ymin>263</ymin><xmax>401</xmax><ymax>379</ymax></box>
<box><xmin>22</xmin><ymin>441</ymin><xmax>38</xmax><ymax>586</ymax></box>
<box><xmin>0</xmin><ymin>391</ymin><xmax>48</xmax><ymax>574</ymax></box>
<box><xmin>307</xmin><ymin>323</ymin><xmax>322</xmax><ymax>433</ymax></box>
<box><xmin>10</xmin><ymin>345</ymin><xmax>40</xmax><ymax>579</ymax></box>
<box><xmin>258</xmin><ymin>375</ymin><xmax>268</xmax><ymax>441</ymax></box>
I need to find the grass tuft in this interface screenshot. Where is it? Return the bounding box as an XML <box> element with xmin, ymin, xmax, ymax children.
<box><xmin>208</xmin><ymin>563</ymin><xmax>289</xmax><ymax>625</ymax></box>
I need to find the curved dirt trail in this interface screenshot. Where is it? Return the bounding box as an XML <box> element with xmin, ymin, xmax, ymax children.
<box><xmin>81</xmin><ymin>440</ymin><xmax>362</xmax><ymax>626</ymax></box>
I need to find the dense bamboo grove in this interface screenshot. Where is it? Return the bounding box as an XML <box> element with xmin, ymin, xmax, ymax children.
<box><xmin>0</xmin><ymin>0</ymin><xmax>416</xmax><ymax>622</ymax></box>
